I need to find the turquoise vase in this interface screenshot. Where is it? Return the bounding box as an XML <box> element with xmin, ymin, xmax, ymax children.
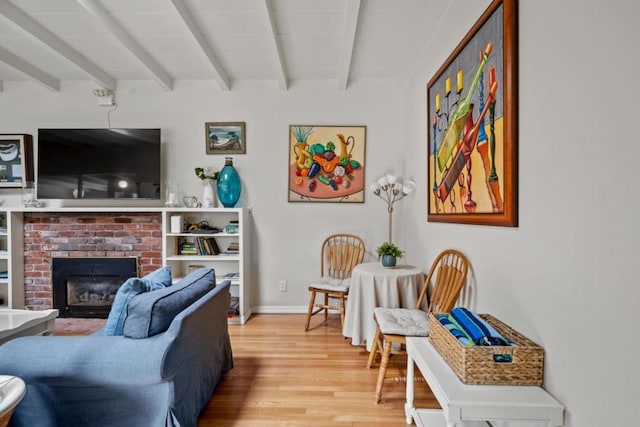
<box><xmin>381</xmin><ymin>254</ymin><xmax>397</xmax><ymax>268</ymax></box>
<box><xmin>217</xmin><ymin>157</ymin><xmax>241</xmax><ymax>207</ymax></box>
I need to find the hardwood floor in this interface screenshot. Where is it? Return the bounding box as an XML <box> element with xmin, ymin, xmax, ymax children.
<box><xmin>198</xmin><ymin>314</ymin><xmax>439</xmax><ymax>426</ymax></box>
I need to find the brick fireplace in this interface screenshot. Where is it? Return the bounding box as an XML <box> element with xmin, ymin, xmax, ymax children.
<box><xmin>23</xmin><ymin>212</ymin><xmax>162</xmax><ymax>312</ymax></box>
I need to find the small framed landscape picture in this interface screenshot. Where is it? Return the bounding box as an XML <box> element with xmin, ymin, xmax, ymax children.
<box><xmin>205</xmin><ymin>122</ymin><xmax>246</xmax><ymax>155</ymax></box>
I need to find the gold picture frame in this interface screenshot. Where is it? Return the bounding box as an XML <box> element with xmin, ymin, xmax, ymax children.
<box><xmin>288</xmin><ymin>125</ymin><xmax>366</xmax><ymax>203</ymax></box>
<box><xmin>205</xmin><ymin>122</ymin><xmax>246</xmax><ymax>155</ymax></box>
<box><xmin>427</xmin><ymin>0</ymin><xmax>518</xmax><ymax>226</ymax></box>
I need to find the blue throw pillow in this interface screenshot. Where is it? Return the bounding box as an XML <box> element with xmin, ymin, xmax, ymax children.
<box><xmin>123</xmin><ymin>268</ymin><xmax>215</xmax><ymax>338</ymax></box>
<box><xmin>103</xmin><ymin>266</ymin><xmax>172</xmax><ymax>336</ymax></box>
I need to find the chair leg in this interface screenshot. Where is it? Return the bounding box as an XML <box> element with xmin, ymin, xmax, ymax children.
<box><xmin>305</xmin><ymin>291</ymin><xmax>316</xmax><ymax>331</ymax></box>
<box><xmin>366</xmin><ymin>327</ymin><xmax>381</xmax><ymax>369</ymax></box>
<box><xmin>323</xmin><ymin>293</ymin><xmax>329</xmax><ymax>320</ymax></box>
<box><xmin>375</xmin><ymin>340</ymin><xmax>393</xmax><ymax>404</ymax></box>
<box><xmin>339</xmin><ymin>296</ymin><xmax>345</xmax><ymax>329</ymax></box>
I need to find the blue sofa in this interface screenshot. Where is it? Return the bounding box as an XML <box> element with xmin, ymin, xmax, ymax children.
<box><xmin>0</xmin><ymin>268</ymin><xmax>233</xmax><ymax>427</ymax></box>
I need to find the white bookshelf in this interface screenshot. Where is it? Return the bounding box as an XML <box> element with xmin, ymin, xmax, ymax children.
<box><xmin>162</xmin><ymin>208</ymin><xmax>249</xmax><ymax>324</ymax></box>
<box><xmin>0</xmin><ymin>210</ymin><xmax>24</xmax><ymax>309</ymax></box>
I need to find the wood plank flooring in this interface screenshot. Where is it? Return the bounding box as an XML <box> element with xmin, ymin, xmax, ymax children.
<box><xmin>198</xmin><ymin>314</ymin><xmax>439</xmax><ymax>426</ymax></box>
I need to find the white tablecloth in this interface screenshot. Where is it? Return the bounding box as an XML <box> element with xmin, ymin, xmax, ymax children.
<box><xmin>343</xmin><ymin>262</ymin><xmax>423</xmax><ymax>351</ymax></box>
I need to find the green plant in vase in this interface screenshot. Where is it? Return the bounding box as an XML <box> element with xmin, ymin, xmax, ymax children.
<box><xmin>376</xmin><ymin>242</ymin><xmax>404</xmax><ymax>268</ymax></box>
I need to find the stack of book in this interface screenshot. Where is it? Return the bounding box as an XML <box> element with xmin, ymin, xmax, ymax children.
<box><xmin>178</xmin><ymin>240</ymin><xmax>198</xmax><ymax>255</ymax></box>
<box><xmin>220</xmin><ymin>272</ymin><xmax>240</xmax><ymax>286</ymax></box>
<box><xmin>224</xmin><ymin>242</ymin><xmax>240</xmax><ymax>255</ymax></box>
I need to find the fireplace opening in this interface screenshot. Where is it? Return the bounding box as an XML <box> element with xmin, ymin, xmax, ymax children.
<box><xmin>52</xmin><ymin>257</ymin><xmax>138</xmax><ymax>318</ymax></box>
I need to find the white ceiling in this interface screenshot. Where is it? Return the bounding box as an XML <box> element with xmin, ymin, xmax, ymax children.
<box><xmin>0</xmin><ymin>0</ymin><xmax>445</xmax><ymax>92</ymax></box>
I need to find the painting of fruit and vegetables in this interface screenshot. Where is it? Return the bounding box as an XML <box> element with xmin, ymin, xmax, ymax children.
<box><xmin>288</xmin><ymin>125</ymin><xmax>366</xmax><ymax>203</ymax></box>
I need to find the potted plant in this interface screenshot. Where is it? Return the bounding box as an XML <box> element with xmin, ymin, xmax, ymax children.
<box><xmin>376</xmin><ymin>242</ymin><xmax>404</xmax><ymax>268</ymax></box>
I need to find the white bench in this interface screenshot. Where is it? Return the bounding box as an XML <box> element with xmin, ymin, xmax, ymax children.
<box><xmin>405</xmin><ymin>337</ymin><xmax>565</xmax><ymax>427</ymax></box>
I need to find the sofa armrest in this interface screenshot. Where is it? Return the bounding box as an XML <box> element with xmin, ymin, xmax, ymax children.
<box><xmin>0</xmin><ymin>333</ymin><xmax>174</xmax><ymax>386</ymax></box>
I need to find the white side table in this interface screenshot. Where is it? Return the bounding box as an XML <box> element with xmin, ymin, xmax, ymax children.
<box><xmin>0</xmin><ymin>309</ymin><xmax>59</xmax><ymax>345</ymax></box>
<box><xmin>405</xmin><ymin>337</ymin><xmax>564</xmax><ymax>427</ymax></box>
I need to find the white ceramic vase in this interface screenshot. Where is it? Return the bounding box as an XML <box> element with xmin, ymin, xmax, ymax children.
<box><xmin>202</xmin><ymin>179</ymin><xmax>217</xmax><ymax>208</ymax></box>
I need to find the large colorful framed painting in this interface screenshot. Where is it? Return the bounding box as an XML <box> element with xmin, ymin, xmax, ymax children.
<box><xmin>288</xmin><ymin>125</ymin><xmax>366</xmax><ymax>203</ymax></box>
<box><xmin>427</xmin><ymin>0</ymin><xmax>518</xmax><ymax>226</ymax></box>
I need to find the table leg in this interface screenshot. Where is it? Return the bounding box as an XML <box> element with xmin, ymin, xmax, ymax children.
<box><xmin>405</xmin><ymin>353</ymin><xmax>415</xmax><ymax>425</ymax></box>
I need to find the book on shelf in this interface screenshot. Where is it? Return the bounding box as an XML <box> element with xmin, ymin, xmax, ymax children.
<box><xmin>177</xmin><ymin>236</ymin><xmax>221</xmax><ymax>255</ymax></box>
<box><xmin>178</xmin><ymin>239</ymin><xmax>198</xmax><ymax>255</ymax></box>
<box><xmin>224</xmin><ymin>242</ymin><xmax>240</xmax><ymax>254</ymax></box>
<box><xmin>196</xmin><ymin>237</ymin><xmax>220</xmax><ymax>255</ymax></box>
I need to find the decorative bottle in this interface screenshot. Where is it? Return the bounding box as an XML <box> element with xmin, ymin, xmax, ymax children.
<box><xmin>216</xmin><ymin>157</ymin><xmax>241</xmax><ymax>208</ymax></box>
<box><xmin>437</xmin><ymin>43</ymin><xmax>492</xmax><ymax>172</ymax></box>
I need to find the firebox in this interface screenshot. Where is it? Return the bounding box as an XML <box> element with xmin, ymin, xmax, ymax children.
<box><xmin>52</xmin><ymin>257</ymin><xmax>138</xmax><ymax>318</ymax></box>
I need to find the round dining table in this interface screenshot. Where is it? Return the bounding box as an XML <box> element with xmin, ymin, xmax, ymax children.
<box><xmin>343</xmin><ymin>262</ymin><xmax>424</xmax><ymax>351</ymax></box>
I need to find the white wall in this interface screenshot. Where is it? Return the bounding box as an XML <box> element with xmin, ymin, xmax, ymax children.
<box><xmin>0</xmin><ymin>78</ymin><xmax>405</xmax><ymax>310</ymax></box>
<box><xmin>401</xmin><ymin>1</ymin><xmax>640</xmax><ymax>426</ymax></box>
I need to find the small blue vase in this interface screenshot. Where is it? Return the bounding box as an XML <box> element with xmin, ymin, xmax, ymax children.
<box><xmin>381</xmin><ymin>254</ymin><xmax>397</xmax><ymax>268</ymax></box>
<box><xmin>217</xmin><ymin>157</ymin><xmax>241</xmax><ymax>207</ymax></box>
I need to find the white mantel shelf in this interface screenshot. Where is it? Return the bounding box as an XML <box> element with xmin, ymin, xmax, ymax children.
<box><xmin>7</xmin><ymin>207</ymin><xmax>246</xmax><ymax>213</ymax></box>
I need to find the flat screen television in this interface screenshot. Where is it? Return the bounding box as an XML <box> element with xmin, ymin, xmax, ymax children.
<box><xmin>37</xmin><ymin>128</ymin><xmax>161</xmax><ymax>200</ymax></box>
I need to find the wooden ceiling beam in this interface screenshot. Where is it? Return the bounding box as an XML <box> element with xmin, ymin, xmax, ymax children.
<box><xmin>75</xmin><ymin>0</ymin><xmax>173</xmax><ymax>91</ymax></box>
<box><xmin>260</xmin><ymin>0</ymin><xmax>287</xmax><ymax>90</ymax></box>
<box><xmin>170</xmin><ymin>0</ymin><xmax>230</xmax><ymax>91</ymax></box>
<box><xmin>338</xmin><ymin>0</ymin><xmax>361</xmax><ymax>90</ymax></box>
<box><xmin>0</xmin><ymin>45</ymin><xmax>59</xmax><ymax>91</ymax></box>
<box><xmin>0</xmin><ymin>0</ymin><xmax>115</xmax><ymax>90</ymax></box>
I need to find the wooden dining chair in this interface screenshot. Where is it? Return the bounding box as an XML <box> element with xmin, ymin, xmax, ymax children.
<box><xmin>304</xmin><ymin>234</ymin><xmax>366</xmax><ymax>331</ymax></box>
<box><xmin>366</xmin><ymin>249</ymin><xmax>469</xmax><ymax>403</ymax></box>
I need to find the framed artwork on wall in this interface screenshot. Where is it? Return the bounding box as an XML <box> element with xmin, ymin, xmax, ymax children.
<box><xmin>205</xmin><ymin>122</ymin><xmax>246</xmax><ymax>154</ymax></box>
<box><xmin>288</xmin><ymin>125</ymin><xmax>366</xmax><ymax>203</ymax></box>
<box><xmin>0</xmin><ymin>134</ymin><xmax>34</xmax><ymax>188</ymax></box>
<box><xmin>427</xmin><ymin>0</ymin><xmax>518</xmax><ymax>227</ymax></box>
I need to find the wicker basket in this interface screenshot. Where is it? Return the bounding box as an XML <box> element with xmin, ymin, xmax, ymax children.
<box><xmin>428</xmin><ymin>313</ymin><xmax>544</xmax><ymax>386</ymax></box>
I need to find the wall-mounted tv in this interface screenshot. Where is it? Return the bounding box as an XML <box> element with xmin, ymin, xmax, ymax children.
<box><xmin>37</xmin><ymin>128</ymin><xmax>161</xmax><ymax>200</ymax></box>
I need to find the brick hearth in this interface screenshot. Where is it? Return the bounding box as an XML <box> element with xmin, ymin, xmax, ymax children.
<box><xmin>23</xmin><ymin>212</ymin><xmax>162</xmax><ymax>311</ymax></box>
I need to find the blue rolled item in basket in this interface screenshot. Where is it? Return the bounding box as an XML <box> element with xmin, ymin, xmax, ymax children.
<box><xmin>436</xmin><ymin>314</ymin><xmax>475</xmax><ymax>346</ymax></box>
<box><xmin>451</xmin><ymin>307</ymin><xmax>511</xmax><ymax>346</ymax></box>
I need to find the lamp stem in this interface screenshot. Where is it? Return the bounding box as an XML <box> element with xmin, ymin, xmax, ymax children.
<box><xmin>388</xmin><ymin>205</ymin><xmax>393</xmax><ymax>243</ymax></box>
<box><xmin>373</xmin><ymin>181</ymin><xmax>413</xmax><ymax>245</ymax></box>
